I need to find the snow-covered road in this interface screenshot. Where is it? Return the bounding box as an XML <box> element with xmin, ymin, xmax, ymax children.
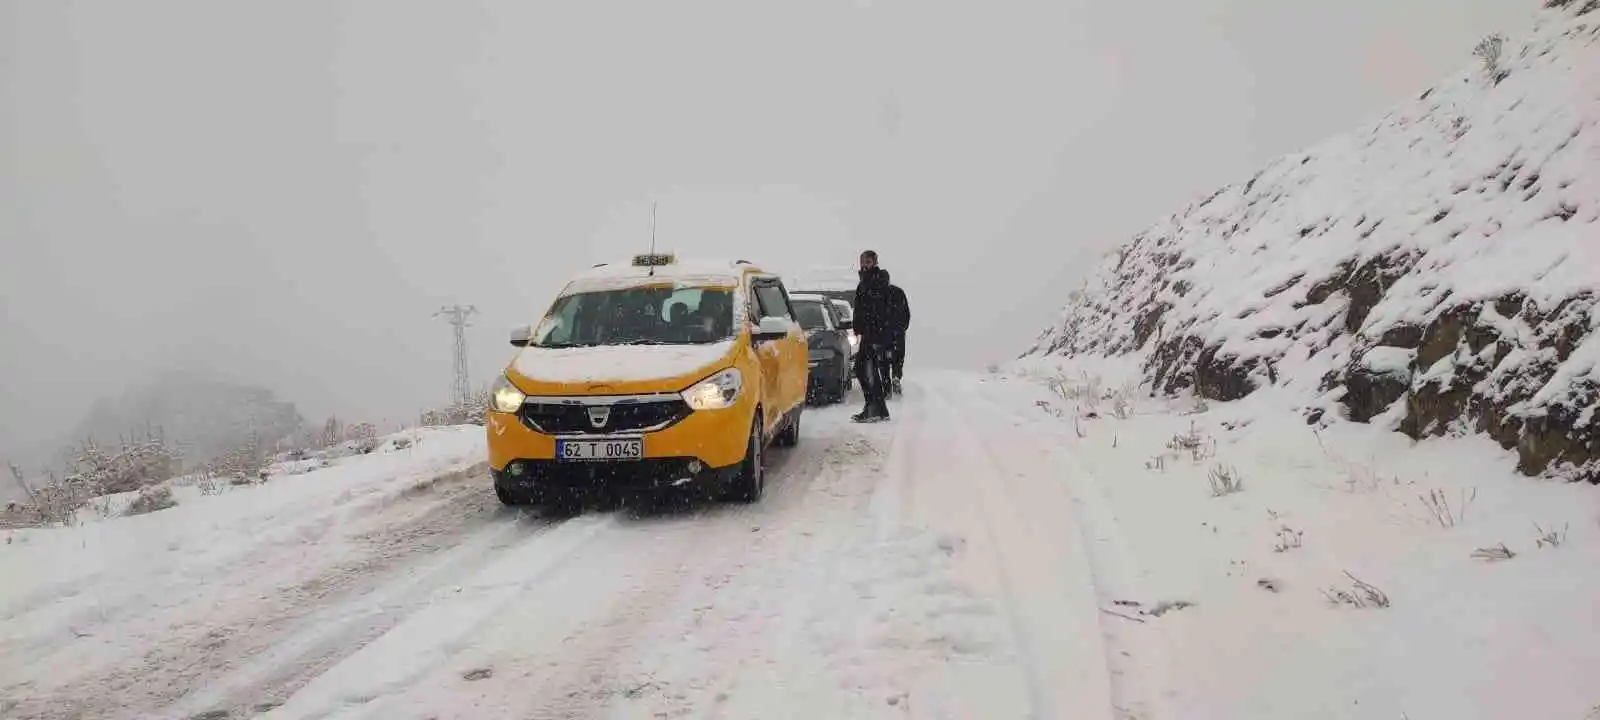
<box><xmin>8</xmin><ymin>369</ymin><xmax>1600</xmax><ymax>719</ymax></box>
<box><xmin>2</xmin><ymin>372</ymin><xmax>1145</xmax><ymax>720</ymax></box>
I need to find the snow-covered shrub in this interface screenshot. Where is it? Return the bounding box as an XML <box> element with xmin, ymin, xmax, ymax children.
<box><xmin>1109</xmin><ymin>382</ymin><xmax>1137</xmax><ymax>419</ymax></box>
<box><xmin>1321</xmin><ymin>571</ymin><xmax>1391</xmax><ymax>609</ymax></box>
<box><xmin>319</xmin><ymin>417</ymin><xmax>343</xmax><ymax>448</ymax></box>
<box><xmin>338</xmin><ymin>422</ymin><xmax>381</xmax><ymax>454</ymax></box>
<box><xmin>1273</xmin><ymin>525</ymin><xmax>1304</xmax><ymax>552</ymax></box>
<box><xmin>1417</xmin><ymin>487</ymin><xmax>1475</xmax><ymax>529</ymax></box>
<box><xmin>191</xmin><ymin>470</ymin><xmax>225</xmax><ymax>496</ymax></box>
<box><xmin>207</xmin><ymin>434</ymin><xmax>268</xmax><ymax>485</ymax></box>
<box><xmin>65</xmin><ymin>430</ymin><xmax>182</xmax><ymax>496</ymax></box>
<box><xmin>6</xmin><ymin>463</ymin><xmax>87</xmax><ymax>527</ymax></box>
<box><xmin>345</xmin><ymin>422</ymin><xmax>377</xmax><ymax>444</ymax></box>
<box><xmin>1473</xmin><ymin>33</ymin><xmax>1508</xmax><ymax>84</ymax></box>
<box><xmin>1534</xmin><ymin>522</ymin><xmax>1568</xmax><ymax>548</ymax></box>
<box><xmin>124</xmin><ymin>486</ymin><xmax>177</xmax><ymax>516</ymax></box>
<box><xmin>1471</xmin><ymin>543</ymin><xmax>1516</xmax><ymax>561</ymax></box>
<box><xmin>1166</xmin><ymin>421</ymin><xmax>1215</xmax><ymax>462</ymax></box>
<box><xmin>1207</xmin><ymin>464</ymin><xmax>1244</xmax><ymax>496</ymax></box>
<box><xmin>421</xmin><ymin>390</ymin><xmax>488</xmax><ymax>427</ymax></box>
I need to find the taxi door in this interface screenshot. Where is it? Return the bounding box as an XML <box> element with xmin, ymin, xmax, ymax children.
<box><xmin>749</xmin><ymin>275</ymin><xmax>799</xmax><ymax>435</ymax></box>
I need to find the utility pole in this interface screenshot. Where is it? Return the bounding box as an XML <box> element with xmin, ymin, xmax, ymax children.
<box><xmin>433</xmin><ymin>304</ymin><xmax>478</xmax><ymax>408</ymax></box>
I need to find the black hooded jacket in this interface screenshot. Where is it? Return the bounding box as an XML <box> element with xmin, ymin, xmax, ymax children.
<box><xmin>886</xmin><ymin>285</ymin><xmax>910</xmax><ymax>336</ymax></box>
<box><xmin>854</xmin><ymin>267</ymin><xmax>896</xmax><ymax>344</ymax></box>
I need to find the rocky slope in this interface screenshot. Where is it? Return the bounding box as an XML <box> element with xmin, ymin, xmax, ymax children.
<box><xmin>1022</xmin><ymin>2</ymin><xmax>1600</xmax><ymax>481</ymax></box>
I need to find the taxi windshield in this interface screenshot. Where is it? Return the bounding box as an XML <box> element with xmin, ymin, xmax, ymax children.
<box><xmin>531</xmin><ymin>286</ymin><xmax>736</xmax><ymax>348</ymax></box>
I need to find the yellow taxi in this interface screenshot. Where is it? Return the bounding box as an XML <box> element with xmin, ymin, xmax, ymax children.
<box><xmin>485</xmin><ymin>254</ymin><xmax>809</xmax><ymax>511</ymax></box>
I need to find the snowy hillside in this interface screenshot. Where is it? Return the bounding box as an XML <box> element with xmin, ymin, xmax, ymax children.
<box><xmin>1023</xmin><ymin>3</ymin><xmax>1600</xmax><ymax>481</ymax></box>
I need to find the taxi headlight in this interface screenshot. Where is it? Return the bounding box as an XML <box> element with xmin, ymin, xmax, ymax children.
<box><xmin>682</xmin><ymin>368</ymin><xmax>743</xmax><ymax>410</ymax></box>
<box><xmin>490</xmin><ymin>374</ymin><xmax>527</xmax><ymax>413</ymax></box>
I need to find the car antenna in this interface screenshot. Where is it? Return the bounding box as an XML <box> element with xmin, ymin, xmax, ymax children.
<box><xmin>647</xmin><ymin>201</ymin><xmax>658</xmax><ymax>277</ymax></box>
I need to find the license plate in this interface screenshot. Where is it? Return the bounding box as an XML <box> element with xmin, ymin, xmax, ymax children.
<box><xmin>556</xmin><ymin>438</ymin><xmax>643</xmax><ymax>462</ymax></box>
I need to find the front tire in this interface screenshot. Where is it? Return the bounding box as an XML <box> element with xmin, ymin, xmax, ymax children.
<box><xmin>832</xmin><ymin>358</ymin><xmax>851</xmax><ymax>403</ymax></box>
<box><xmin>725</xmin><ymin>412</ymin><xmax>765</xmax><ymax>503</ymax></box>
<box><xmin>775</xmin><ymin>406</ymin><xmax>801</xmax><ymax>447</ymax></box>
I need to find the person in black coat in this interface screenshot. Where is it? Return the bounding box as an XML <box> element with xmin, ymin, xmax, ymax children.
<box><xmin>884</xmin><ymin>282</ymin><xmax>910</xmax><ymax>395</ymax></box>
<box><xmin>852</xmin><ymin>251</ymin><xmax>894</xmax><ymax>422</ymax></box>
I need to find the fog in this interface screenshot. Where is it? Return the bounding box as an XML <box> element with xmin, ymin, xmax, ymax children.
<box><xmin>1</xmin><ymin>0</ymin><xmax>1532</xmax><ymax>460</ymax></box>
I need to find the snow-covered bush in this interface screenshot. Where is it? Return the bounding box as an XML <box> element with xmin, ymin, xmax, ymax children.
<box><xmin>1321</xmin><ymin>572</ymin><xmax>1391</xmax><ymax>609</ymax></box>
<box><xmin>65</xmin><ymin>430</ymin><xmax>182</xmax><ymax>496</ymax></box>
<box><xmin>1473</xmin><ymin>33</ymin><xmax>1508</xmax><ymax>84</ymax></box>
<box><xmin>207</xmin><ymin>433</ymin><xmax>268</xmax><ymax>485</ymax></box>
<box><xmin>1207</xmin><ymin>464</ymin><xmax>1244</xmax><ymax>497</ymax></box>
<box><xmin>6</xmin><ymin>463</ymin><xmax>88</xmax><ymax>527</ymax></box>
<box><xmin>421</xmin><ymin>389</ymin><xmax>488</xmax><ymax>427</ymax></box>
<box><xmin>124</xmin><ymin>486</ymin><xmax>177</xmax><ymax>516</ymax></box>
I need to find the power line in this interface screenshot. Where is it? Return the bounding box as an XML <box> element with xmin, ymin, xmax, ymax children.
<box><xmin>433</xmin><ymin>304</ymin><xmax>478</xmax><ymax>408</ymax></box>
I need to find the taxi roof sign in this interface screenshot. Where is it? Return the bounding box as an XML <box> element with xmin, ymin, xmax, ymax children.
<box><xmin>632</xmin><ymin>253</ymin><xmax>675</xmax><ymax>267</ymax></box>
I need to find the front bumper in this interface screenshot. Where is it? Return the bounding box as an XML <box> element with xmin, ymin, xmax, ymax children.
<box><xmin>806</xmin><ymin>355</ymin><xmax>841</xmax><ymax>391</ymax></box>
<box><xmin>493</xmin><ymin>457</ymin><xmax>735</xmax><ymax>500</ymax></box>
<box><xmin>485</xmin><ymin>398</ymin><xmax>753</xmax><ymax>476</ymax></box>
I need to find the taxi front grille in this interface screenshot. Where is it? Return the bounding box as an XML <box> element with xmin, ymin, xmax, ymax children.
<box><xmin>518</xmin><ymin>398</ymin><xmax>692</xmax><ymax>434</ymax></box>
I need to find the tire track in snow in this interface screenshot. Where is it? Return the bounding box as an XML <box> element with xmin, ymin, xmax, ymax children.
<box><xmin>962</xmin><ymin>377</ymin><xmax>1181</xmax><ymax>720</ymax></box>
<box><xmin>0</xmin><ymin>465</ymin><xmax>506</xmax><ymax>720</ymax></box>
<box><xmin>870</xmin><ymin>383</ymin><xmax>922</xmax><ymax>541</ymax></box>
<box><xmin>519</xmin><ymin>435</ymin><xmax>841</xmax><ymax>720</ymax></box>
<box><xmin>923</xmin><ymin>377</ymin><xmax>1137</xmax><ymax>720</ymax></box>
<box><xmin>284</xmin><ymin>416</ymin><xmax>848</xmax><ymax>720</ymax></box>
<box><xmin>918</xmin><ymin>383</ymin><xmax>1061</xmax><ymax>720</ymax></box>
<box><xmin>258</xmin><ymin>513</ymin><xmax>619</xmax><ymax>720</ymax></box>
<box><xmin>164</xmin><ymin>499</ymin><xmax>581</xmax><ymax>719</ymax></box>
<box><xmin>680</xmin><ymin>421</ymin><xmax>894</xmax><ymax>718</ymax></box>
<box><xmin>595</xmin><ymin>405</ymin><xmax>990</xmax><ymax>720</ymax></box>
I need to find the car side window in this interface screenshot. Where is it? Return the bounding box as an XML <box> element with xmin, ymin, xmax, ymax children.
<box><xmin>753</xmin><ymin>281</ymin><xmax>792</xmax><ymax>321</ymax></box>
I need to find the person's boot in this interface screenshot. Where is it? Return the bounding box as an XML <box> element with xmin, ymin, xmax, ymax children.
<box><xmin>872</xmin><ymin>397</ymin><xmax>891</xmax><ymax>420</ymax></box>
<box><xmin>852</xmin><ymin>403</ymin><xmax>874</xmax><ymax>423</ymax></box>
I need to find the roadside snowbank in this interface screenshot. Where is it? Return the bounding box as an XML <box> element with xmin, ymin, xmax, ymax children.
<box><xmin>988</xmin><ymin>363</ymin><xmax>1600</xmax><ymax>719</ymax></box>
<box><xmin>0</xmin><ymin>425</ymin><xmax>487</xmax><ymax>717</ymax></box>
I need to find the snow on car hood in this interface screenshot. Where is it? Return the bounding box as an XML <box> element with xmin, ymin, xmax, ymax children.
<box><xmin>511</xmin><ymin>340</ymin><xmax>735</xmax><ymax>386</ymax></box>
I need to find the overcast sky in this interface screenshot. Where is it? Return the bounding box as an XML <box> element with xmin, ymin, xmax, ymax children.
<box><xmin>1</xmin><ymin>0</ymin><xmax>1535</xmax><ymax>456</ymax></box>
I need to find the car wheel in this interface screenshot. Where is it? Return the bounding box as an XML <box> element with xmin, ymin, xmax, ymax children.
<box><xmin>776</xmin><ymin>406</ymin><xmax>801</xmax><ymax>447</ymax></box>
<box><xmin>833</xmin><ymin>359</ymin><xmax>851</xmax><ymax>403</ymax></box>
<box><xmin>725</xmin><ymin>412</ymin><xmax>765</xmax><ymax>503</ymax></box>
<box><xmin>495</xmin><ymin>483</ymin><xmax>524</xmax><ymax>506</ymax></box>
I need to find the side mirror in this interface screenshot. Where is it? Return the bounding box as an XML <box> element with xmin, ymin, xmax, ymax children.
<box><xmin>752</xmin><ymin>316</ymin><xmax>790</xmax><ymax>342</ymax></box>
<box><xmin>509</xmin><ymin>325</ymin><xmax>532</xmax><ymax>347</ymax></box>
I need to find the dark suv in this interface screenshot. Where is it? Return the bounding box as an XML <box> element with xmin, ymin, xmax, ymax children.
<box><xmin>790</xmin><ymin>293</ymin><xmax>853</xmax><ymax>404</ymax></box>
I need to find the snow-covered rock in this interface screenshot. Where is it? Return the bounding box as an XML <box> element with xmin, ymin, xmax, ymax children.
<box><xmin>1022</xmin><ymin>3</ymin><xmax>1600</xmax><ymax>481</ymax></box>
